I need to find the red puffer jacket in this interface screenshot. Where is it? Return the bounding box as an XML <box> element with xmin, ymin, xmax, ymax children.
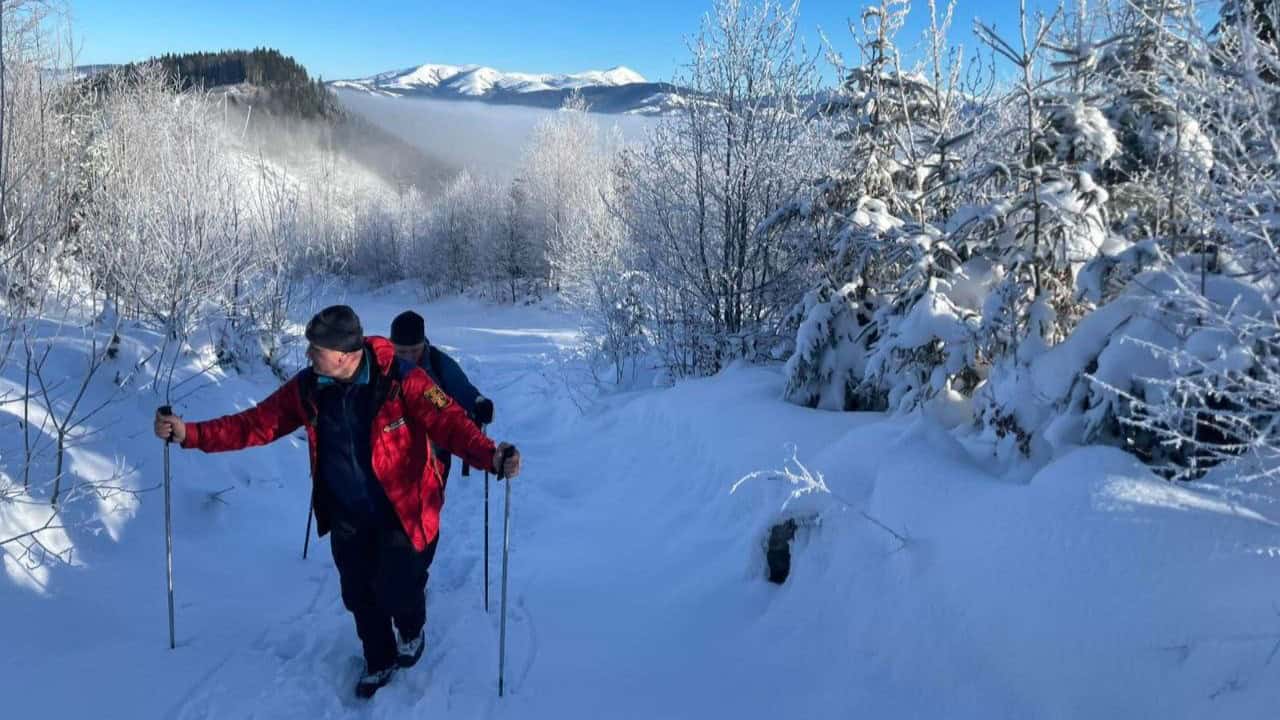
<box><xmin>181</xmin><ymin>336</ymin><xmax>496</xmax><ymax>551</ymax></box>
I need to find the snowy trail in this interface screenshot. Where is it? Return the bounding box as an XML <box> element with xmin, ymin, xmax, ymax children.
<box><xmin>108</xmin><ymin>293</ymin><xmax>699</xmax><ymax>718</ymax></box>
<box><xmin>10</xmin><ymin>290</ymin><xmax>1279</xmax><ymax>719</ymax></box>
<box><xmin>137</xmin><ymin>292</ymin><xmax>855</xmax><ymax>719</ymax></box>
<box><xmin>158</xmin><ymin>293</ymin><xmax>592</xmax><ymax>718</ymax></box>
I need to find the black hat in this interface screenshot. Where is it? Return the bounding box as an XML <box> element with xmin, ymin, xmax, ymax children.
<box><xmin>305</xmin><ymin>305</ymin><xmax>364</xmax><ymax>352</ymax></box>
<box><xmin>390</xmin><ymin>311</ymin><xmax>426</xmax><ymax>346</ymax></box>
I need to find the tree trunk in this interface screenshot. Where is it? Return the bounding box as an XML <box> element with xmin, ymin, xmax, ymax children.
<box><xmin>51</xmin><ymin>432</ymin><xmax>64</xmax><ymax>506</ymax></box>
<box><xmin>22</xmin><ymin>344</ymin><xmax>31</xmax><ymax>489</ymax></box>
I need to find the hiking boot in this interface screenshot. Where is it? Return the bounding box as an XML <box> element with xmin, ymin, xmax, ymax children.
<box><xmin>355</xmin><ymin>664</ymin><xmax>396</xmax><ymax>699</ymax></box>
<box><xmin>397</xmin><ymin>631</ymin><xmax>425</xmax><ymax>668</ymax></box>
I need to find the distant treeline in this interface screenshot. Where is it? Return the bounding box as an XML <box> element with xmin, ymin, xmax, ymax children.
<box><xmin>120</xmin><ymin>48</ymin><xmax>338</xmax><ymax>119</ymax></box>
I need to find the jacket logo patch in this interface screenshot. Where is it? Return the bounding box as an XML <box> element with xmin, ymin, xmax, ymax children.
<box><xmin>425</xmin><ymin>386</ymin><xmax>451</xmax><ymax>409</ymax></box>
<box><xmin>383</xmin><ymin>418</ymin><xmax>406</xmax><ymax>432</ymax></box>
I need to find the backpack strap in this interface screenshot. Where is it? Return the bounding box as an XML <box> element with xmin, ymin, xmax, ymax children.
<box><xmin>371</xmin><ymin>353</ymin><xmax>418</xmax><ymax>412</ymax></box>
<box><xmin>295</xmin><ymin>368</ymin><xmax>319</xmax><ymax>426</ymax></box>
<box><xmin>427</xmin><ymin>346</ymin><xmax>444</xmax><ymax>382</ymax></box>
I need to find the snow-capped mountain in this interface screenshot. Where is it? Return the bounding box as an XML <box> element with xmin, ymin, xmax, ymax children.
<box><xmin>331</xmin><ymin>63</ymin><xmax>684</xmax><ymax>115</ymax></box>
<box><xmin>347</xmin><ymin>63</ymin><xmax>646</xmax><ymax>95</ymax></box>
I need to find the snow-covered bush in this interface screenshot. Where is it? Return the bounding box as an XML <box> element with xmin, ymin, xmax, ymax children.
<box><xmin>1096</xmin><ymin>270</ymin><xmax>1279</xmax><ymax>482</ymax></box>
<box><xmin>783</xmin><ymin>281</ymin><xmax>881</xmax><ymax>411</ymax></box>
<box><xmin>965</xmin><ymin>265</ymin><xmax>1276</xmax><ymax>481</ymax></box>
<box><xmin>864</xmin><ymin>254</ymin><xmax>992</xmax><ymax>414</ymax></box>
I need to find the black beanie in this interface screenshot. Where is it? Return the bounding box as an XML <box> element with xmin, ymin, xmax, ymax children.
<box><xmin>390</xmin><ymin>311</ymin><xmax>426</xmax><ymax>346</ymax></box>
<box><xmin>305</xmin><ymin>305</ymin><xmax>364</xmax><ymax>352</ymax></box>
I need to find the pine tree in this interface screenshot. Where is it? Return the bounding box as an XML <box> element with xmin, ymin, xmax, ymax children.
<box><xmin>1216</xmin><ymin>0</ymin><xmax>1280</xmax><ymax>80</ymax></box>
<box><xmin>780</xmin><ymin>0</ymin><xmax>978</xmax><ymax>410</ymax></box>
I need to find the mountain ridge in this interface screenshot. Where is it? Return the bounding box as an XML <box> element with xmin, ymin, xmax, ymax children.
<box><xmin>331</xmin><ymin>61</ymin><xmax>684</xmax><ymax>115</ymax></box>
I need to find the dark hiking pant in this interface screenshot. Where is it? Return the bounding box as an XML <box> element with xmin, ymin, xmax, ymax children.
<box><xmin>330</xmin><ymin>519</ymin><xmax>438</xmax><ymax>672</ymax></box>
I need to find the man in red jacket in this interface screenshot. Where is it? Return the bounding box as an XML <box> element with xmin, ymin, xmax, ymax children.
<box><xmin>153</xmin><ymin>305</ymin><xmax>522</xmax><ymax>699</ymax></box>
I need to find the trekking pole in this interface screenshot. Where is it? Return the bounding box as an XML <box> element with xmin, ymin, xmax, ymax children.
<box><xmin>482</xmin><ymin>424</ymin><xmax>490</xmax><ymax>613</ymax></box>
<box><xmin>159</xmin><ymin>405</ymin><xmax>177</xmax><ymax>650</ymax></box>
<box><xmin>484</xmin><ymin>466</ymin><xmax>490</xmax><ymax>612</ymax></box>
<box><xmin>302</xmin><ymin>495</ymin><xmax>314</xmax><ymax>560</ymax></box>
<box><xmin>497</xmin><ymin>445</ymin><xmax>515</xmax><ymax>697</ymax></box>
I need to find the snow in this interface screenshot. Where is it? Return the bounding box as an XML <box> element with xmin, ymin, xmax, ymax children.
<box><xmin>389</xmin><ymin>63</ymin><xmax>482</xmax><ymax>89</ymax></box>
<box><xmin>565</xmin><ymin>66</ymin><xmax>648</xmax><ymax>87</ymax></box>
<box><xmin>4</xmin><ymin>285</ymin><xmax>1280</xmax><ymax>718</ymax></box>
<box><xmin>1051</xmin><ymin>101</ymin><xmax>1119</xmax><ymax>165</ymax></box>
<box><xmin>446</xmin><ymin>67</ymin><xmax>506</xmax><ymax>96</ymax></box>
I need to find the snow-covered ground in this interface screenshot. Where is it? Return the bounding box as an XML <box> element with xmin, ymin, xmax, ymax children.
<box><xmin>3</xmin><ymin>286</ymin><xmax>1279</xmax><ymax>718</ymax></box>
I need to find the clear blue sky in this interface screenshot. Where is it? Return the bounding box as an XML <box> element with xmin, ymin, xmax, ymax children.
<box><xmin>70</xmin><ymin>1</ymin><xmax>1064</xmax><ymax>83</ymax></box>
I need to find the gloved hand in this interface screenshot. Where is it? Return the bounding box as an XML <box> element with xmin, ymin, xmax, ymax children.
<box><xmin>474</xmin><ymin>396</ymin><xmax>494</xmax><ymax>426</ymax></box>
<box><xmin>493</xmin><ymin>442</ymin><xmax>521</xmax><ymax>480</ymax></box>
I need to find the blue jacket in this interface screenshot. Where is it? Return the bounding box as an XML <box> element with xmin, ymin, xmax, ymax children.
<box><xmin>419</xmin><ymin>343</ymin><xmax>482</xmax><ymax>480</ymax></box>
<box><xmin>421</xmin><ymin>344</ymin><xmax>481</xmax><ymax>416</ymax></box>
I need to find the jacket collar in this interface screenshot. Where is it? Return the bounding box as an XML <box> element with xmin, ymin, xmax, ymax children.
<box><xmin>316</xmin><ymin>349</ymin><xmax>371</xmax><ymax>386</ymax></box>
<box><xmin>365</xmin><ymin>336</ymin><xmax>399</xmax><ymax>377</ymax></box>
<box><xmin>309</xmin><ymin>336</ymin><xmax>400</xmax><ymax>387</ymax></box>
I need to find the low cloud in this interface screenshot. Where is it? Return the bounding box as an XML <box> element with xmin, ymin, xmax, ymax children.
<box><xmin>335</xmin><ymin>90</ymin><xmax>659</xmax><ymax>181</ymax></box>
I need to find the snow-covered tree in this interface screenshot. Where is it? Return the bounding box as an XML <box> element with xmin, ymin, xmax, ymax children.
<box><xmin>626</xmin><ymin>0</ymin><xmax>826</xmax><ymax>377</ymax></box>
<box><xmin>517</xmin><ymin>96</ymin><xmax>646</xmax><ymax>381</ymax></box>
<box><xmin>1091</xmin><ymin>0</ymin><xmax>1211</xmax><ymax>254</ymax></box>
<box><xmin>0</xmin><ymin>0</ymin><xmax>85</xmax><ymax>365</ymax></box>
<box><xmin>779</xmin><ymin>0</ymin><xmax>984</xmax><ymax>410</ymax></box>
<box><xmin>0</xmin><ymin>0</ymin><xmax>140</xmax><ymax>568</ymax></box>
<box><xmin>518</xmin><ymin>92</ymin><xmax>598</xmax><ymax>294</ymax></box>
<box><xmin>1215</xmin><ymin>0</ymin><xmax>1280</xmax><ymax>82</ymax></box>
<box><xmin>482</xmin><ymin>178</ymin><xmax>539</xmax><ymax>304</ymax></box>
<box><xmin>79</xmin><ymin>65</ymin><xmax>250</xmax><ymax>392</ymax></box>
<box><xmin>418</xmin><ymin>170</ymin><xmax>480</xmax><ymax>295</ymax></box>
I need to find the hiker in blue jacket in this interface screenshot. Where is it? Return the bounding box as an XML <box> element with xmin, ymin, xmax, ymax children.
<box><xmin>390</xmin><ymin>310</ymin><xmax>495</xmax><ymax>484</ymax></box>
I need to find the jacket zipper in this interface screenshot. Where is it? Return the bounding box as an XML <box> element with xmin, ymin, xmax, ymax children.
<box><xmin>341</xmin><ymin>388</ymin><xmax>369</xmax><ymax>514</ymax></box>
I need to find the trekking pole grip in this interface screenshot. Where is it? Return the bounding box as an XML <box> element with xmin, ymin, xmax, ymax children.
<box><xmin>496</xmin><ymin>445</ymin><xmax>515</xmax><ymax>481</ymax></box>
<box><xmin>159</xmin><ymin>405</ymin><xmax>174</xmax><ymax>444</ymax></box>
